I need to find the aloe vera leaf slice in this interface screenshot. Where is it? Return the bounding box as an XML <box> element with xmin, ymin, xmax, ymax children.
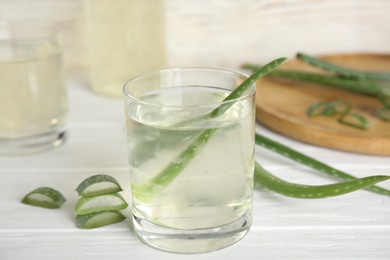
<box><xmin>22</xmin><ymin>187</ymin><xmax>66</xmax><ymax>209</ymax></box>
<box><xmin>76</xmin><ymin>174</ymin><xmax>122</xmax><ymax>197</ymax></box>
<box><xmin>74</xmin><ymin>193</ymin><xmax>128</xmax><ymax>215</ymax></box>
<box><xmin>75</xmin><ymin>211</ymin><xmax>126</xmax><ymax>229</ymax></box>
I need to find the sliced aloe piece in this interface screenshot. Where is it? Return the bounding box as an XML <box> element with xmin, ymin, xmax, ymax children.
<box><xmin>22</xmin><ymin>187</ymin><xmax>66</xmax><ymax>209</ymax></box>
<box><xmin>76</xmin><ymin>174</ymin><xmax>122</xmax><ymax>197</ymax></box>
<box><xmin>74</xmin><ymin>193</ymin><xmax>128</xmax><ymax>215</ymax></box>
<box><xmin>377</xmin><ymin>106</ymin><xmax>390</xmax><ymax>121</ymax></box>
<box><xmin>75</xmin><ymin>211</ymin><xmax>126</xmax><ymax>229</ymax></box>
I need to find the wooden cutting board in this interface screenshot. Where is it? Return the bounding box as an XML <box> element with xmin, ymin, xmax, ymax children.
<box><xmin>255</xmin><ymin>53</ymin><xmax>390</xmax><ymax>155</ymax></box>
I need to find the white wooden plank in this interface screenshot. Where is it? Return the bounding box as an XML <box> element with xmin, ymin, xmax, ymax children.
<box><xmin>165</xmin><ymin>0</ymin><xmax>390</xmax><ymax>69</ymax></box>
<box><xmin>1</xmin><ymin>227</ymin><xmax>389</xmax><ymax>259</ymax></box>
<box><xmin>0</xmin><ymin>126</ymin><xmax>128</xmax><ymax>169</ymax></box>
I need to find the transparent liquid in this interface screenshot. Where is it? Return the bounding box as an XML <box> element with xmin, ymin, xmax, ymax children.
<box><xmin>125</xmin><ymin>86</ymin><xmax>255</xmax><ymax>252</ymax></box>
<box><xmin>85</xmin><ymin>0</ymin><xmax>166</xmax><ymax>97</ymax></box>
<box><xmin>0</xmin><ymin>38</ymin><xmax>68</xmax><ymax>154</ymax></box>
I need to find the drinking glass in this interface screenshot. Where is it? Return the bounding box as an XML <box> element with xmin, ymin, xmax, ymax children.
<box><xmin>0</xmin><ymin>21</ymin><xmax>68</xmax><ymax>155</ymax></box>
<box><xmin>123</xmin><ymin>68</ymin><xmax>256</xmax><ymax>253</ymax></box>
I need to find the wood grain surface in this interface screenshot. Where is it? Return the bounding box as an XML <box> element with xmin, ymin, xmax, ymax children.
<box><xmin>1</xmin><ymin>0</ymin><xmax>390</xmax><ymax>71</ymax></box>
<box><xmin>256</xmin><ymin>53</ymin><xmax>390</xmax><ymax>155</ymax></box>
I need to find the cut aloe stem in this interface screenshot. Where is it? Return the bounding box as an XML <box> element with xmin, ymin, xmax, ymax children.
<box><xmin>255</xmin><ymin>162</ymin><xmax>389</xmax><ymax>199</ymax></box>
<box><xmin>22</xmin><ymin>187</ymin><xmax>66</xmax><ymax>209</ymax></box>
<box><xmin>255</xmin><ymin>133</ymin><xmax>390</xmax><ymax>196</ymax></box>
<box><xmin>74</xmin><ymin>193</ymin><xmax>128</xmax><ymax>215</ymax></box>
<box><xmin>75</xmin><ymin>211</ymin><xmax>126</xmax><ymax>229</ymax></box>
<box><xmin>377</xmin><ymin>106</ymin><xmax>390</xmax><ymax>121</ymax></box>
<box><xmin>307</xmin><ymin>100</ymin><xmax>350</xmax><ymax>117</ymax></box>
<box><xmin>306</xmin><ymin>100</ymin><xmax>368</xmax><ymax>130</ymax></box>
<box><xmin>137</xmin><ymin>58</ymin><xmax>287</xmax><ymax>199</ymax></box>
<box><xmin>338</xmin><ymin>111</ymin><xmax>370</xmax><ymax>129</ymax></box>
<box><xmin>76</xmin><ymin>174</ymin><xmax>123</xmax><ymax>197</ymax></box>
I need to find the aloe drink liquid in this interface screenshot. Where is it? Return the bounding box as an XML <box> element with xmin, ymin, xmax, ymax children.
<box><xmin>85</xmin><ymin>0</ymin><xmax>165</xmax><ymax>97</ymax></box>
<box><xmin>0</xmin><ymin>24</ymin><xmax>68</xmax><ymax>155</ymax></box>
<box><xmin>124</xmin><ymin>69</ymin><xmax>255</xmax><ymax>253</ymax></box>
<box><xmin>0</xmin><ymin>41</ymin><xmax>67</xmax><ymax>138</ymax></box>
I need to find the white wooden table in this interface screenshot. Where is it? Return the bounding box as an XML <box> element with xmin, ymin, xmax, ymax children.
<box><xmin>1</xmin><ymin>75</ymin><xmax>390</xmax><ymax>259</ymax></box>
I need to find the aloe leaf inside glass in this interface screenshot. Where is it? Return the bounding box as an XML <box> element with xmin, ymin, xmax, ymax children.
<box><xmin>131</xmin><ymin>58</ymin><xmax>287</xmax><ymax>200</ymax></box>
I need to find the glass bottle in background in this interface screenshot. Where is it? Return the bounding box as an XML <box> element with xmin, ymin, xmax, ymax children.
<box><xmin>84</xmin><ymin>0</ymin><xmax>166</xmax><ymax>97</ymax></box>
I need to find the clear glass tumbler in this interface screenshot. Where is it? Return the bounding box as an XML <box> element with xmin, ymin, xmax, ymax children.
<box><xmin>123</xmin><ymin>68</ymin><xmax>256</xmax><ymax>253</ymax></box>
<box><xmin>0</xmin><ymin>22</ymin><xmax>68</xmax><ymax>155</ymax></box>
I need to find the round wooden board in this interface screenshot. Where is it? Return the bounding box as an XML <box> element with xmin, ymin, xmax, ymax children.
<box><xmin>255</xmin><ymin>53</ymin><xmax>390</xmax><ymax>155</ymax></box>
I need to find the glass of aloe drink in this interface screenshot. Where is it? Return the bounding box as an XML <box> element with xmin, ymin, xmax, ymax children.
<box><xmin>0</xmin><ymin>21</ymin><xmax>68</xmax><ymax>155</ymax></box>
<box><xmin>123</xmin><ymin>68</ymin><xmax>256</xmax><ymax>253</ymax></box>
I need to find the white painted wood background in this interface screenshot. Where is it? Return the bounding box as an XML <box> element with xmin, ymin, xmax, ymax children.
<box><xmin>1</xmin><ymin>1</ymin><xmax>390</xmax><ymax>259</ymax></box>
<box><xmin>0</xmin><ymin>0</ymin><xmax>389</xmax><ymax>70</ymax></box>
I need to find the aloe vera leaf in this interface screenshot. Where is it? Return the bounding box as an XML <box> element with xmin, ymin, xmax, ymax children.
<box><xmin>136</xmin><ymin>58</ymin><xmax>287</xmax><ymax>199</ymax></box>
<box><xmin>297</xmin><ymin>52</ymin><xmax>390</xmax><ymax>81</ymax></box>
<box><xmin>271</xmin><ymin>68</ymin><xmax>381</xmax><ymax>96</ymax></box>
<box><xmin>243</xmin><ymin>63</ymin><xmax>390</xmax><ymax>108</ymax></box>
<box><xmin>255</xmin><ymin>133</ymin><xmax>390</xmax><ymax>196</ymax></box>
<box><xmin>255</xmin><ymin>162</ymin><xmax>389</xmax><ymax>198</ymax></box>
<box><xmin>129</xmin><ymin>126</ymin><xmax>199</xmax><ymax>167</ymax></box>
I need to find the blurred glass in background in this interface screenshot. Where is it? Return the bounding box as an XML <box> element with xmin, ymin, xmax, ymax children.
<box><xmin>0</xmin><ymin>21</ymin><xmax>68</xmax><ymax>155</ymax></box>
